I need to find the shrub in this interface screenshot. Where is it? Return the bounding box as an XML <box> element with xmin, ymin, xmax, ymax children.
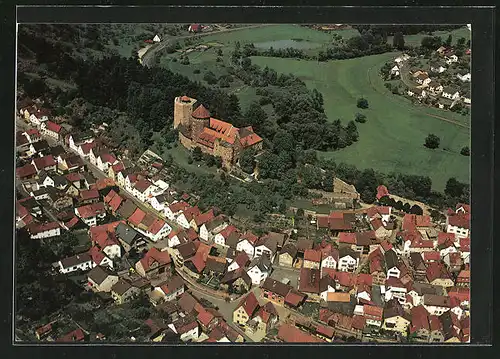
<box><xmin>193</xmin><ymin>69</ymin><xmax>200</xmax><ymax>74</ymax></box>
<box><xmin>357</xmin><ymin>97</ymin><xmax>369</xmax><ymax>109</ymax></box>
<box><xmin>460</xmin><ymin>146</ymin><xmax>470</xmax><ymax>156</ymax></box>
<box><xmin>355</xmin><ymin>113</ymin><xmax>367</xmax><ymax>123</ymax></box>
<box><xmin>424</xmin><ymin>134</ymin><xmax>440</xmax><ymax>149</ymax></box>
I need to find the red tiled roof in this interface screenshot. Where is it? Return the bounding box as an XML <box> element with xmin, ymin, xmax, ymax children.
<box><xmin>459</xmin><ymin>237</ymin><xmax>470</xmax><ymax>252</ymax></box>
<box><xmin>111</xmin><ymin>162</ymin><xmax>124</xmax><ymax>173</ymax></box>
<box><xmin>317</xmin><ymin>215</ymin><xmax>353</xmax><ymax>231</ymax></box>
<box><xmin>180</xmin><ymin>95</ymin><xmax>191</xmax><ymax>102</ymax></box>
<box><xmin>140</xmin><ymin>247</ymin><xmax>171</xmax><ymax>271</ymax></box>
<box><xmin>218</xmin><ymin>225</ymin><xmax>238</xmax><ymax>238</ymax></box>
<box><xmin>422</xmin><ymin>251</ymin><xmax>440</xmax><ymax>262</ymax></box>
<box><xmin>99</xmin><ymin>153</ymin><xmax>117</xmax><ymax>164</ymax></box>
<box><xmin>356</xmin><ymin>273</ymin><xmax>373</xmax><ymax>286</ymax></box>
<box><xmin>284</xmin><ymin>290</ymin><xmax>305</xmax><ymax>307</ymax></box>
<box><xmin>33</xmin><ymin>155</ymin><xmax>57</xmax><ymax>170</ymax></box>
<box><xmin>134</xmin><ymin>179</ymin><xmax>153</xmax><ymax>193</ymax></box>
<box><xmin>278</xmin><ymin>324</ymin><xmax>324</xmax><ymax>343</ymax></box>
<box><xmin>92</xmin><ymin>178</ymin><xmax>116</xmax><ymax>191</ymax></box>
<box><xmin>448</xmin><ymin>213</ymin><xmax>470</xmax><ymax>229</ymax></box>
<box><xmin>88</xmin><ymin>246</ymin><xmax>107</xmax><ymax>265</ymax></box>
<box><xmin>363</xmin><ymin>305</ymin><xmax>383</xmax><ymax>320</ymax></box>
<box><xmin>56</xmin><ymin>328</ymin><xmax>85</xmax><ymax>342</ymax></box>
<box><xmin>80</xmin><ymin>189</ymin><xmax>100</xmax><ymax>200</ymax></box>
<box><xmin>403</xmin><ymin>214</ymin><xmax>432</xmax><ymax>231</ymax></box>
<box><xmin>426</xmin><ymin>262</ymin><xmax>451</xmax><ymax>282</ymax></box>
<box><xmin>428</xmin><ymin>315</ymin><xmax>442</xmax><ymax>332</ymax></box>
<box><xmin>35</xmin><ymin>323</ymin><xmax>52</xmax><ymax>336</ymax></box>
<box><xmin>371</xmin><ymin>218</ymin><xmax>384</xmax><ymax>230</ymax></box>
<box><xmin>298</xmin><ymin>267</ymin><xmax>321</xmax><ymax>294</ymax></box>
<box><xmin>233</xmin><ymin>251</ymin><xmax>250</xmax><ymax>268</ymax></box>
<box><xmin>194</xmin><ymin>209</ymin><xmax>215</xmax><ymax>226</ymax></box>
<box><xmin>197</xmin><ymin>307</ymin><xmax>215</xmax><ymax>327</ymax></box>
<box><xmin>369</xmin><ymin>258</ymin><xmax>383</xmax><ymax>274</ymax></box>
<box><xmin>148</xmin><ymin>218</ymin><xmax>166</xmax><ymax>234</ymax></box>
<box><xmin>129</xmin><ymin>208</ymin><xmax>146</xmax><ymax>225</ymax></box>
<box><xmin>240</xmin><ymin>231</ymin><xmax>259</xmax><ymax>245</ymax></box>
<box><xmin>104</xmin><ymin>189</ymin><xmax>118</xmax><ymax>204</ymax></box>
<box><xmin>189</xmin><ymin>250</ymin><xmax>207</xmax><ymax>273</ymax></box>
<box><xmin>410</xmin><ymin>305</ymin><xmax>430</xmax><ymax>332</ymax></box>
<box><xmin>76</xmin><ymin>202</ymin><xmax>106</xmax><ymax>219</ymax></box>
<box><xmin>315</xmin><ymin>324</ymin><xmax>334</xmax><ymax>338</ymax></box>
<box><xmin>447</xmin><ymin>287</ymin><xmax>470</xmax><ymax>303</ymax></box>
<box><xmin>192</xmin><ymin>104</ymin><xmax>211</xmax><ymax>119</ymax></box>
<box><xmin>352</xmin><ymin>315</ymin><xmax>366</xmax><ymax>330</ymax></box>
<box><xmin>65</xmin><ymin>172</ymin><xmax>83</xmax><ymax>183</ymax></box>
<box><xmin>109</xmin><ymin>194</ymin><xmax>123</xmax><ymax>212</ymax></box>
<box><xmin>376</xmin><ymin>185</ymin><xmax>389</xmax><ymax>200</ymax></box>
<box><xmin>28</xmin><ymin>221</ymin><xmax>60</xmax><ymax>234</ymax></box>
<box><xmin>437</xmin><ymin>232</ymin><xmax>455</xmax><ymax>246</ymax></box>
<box><xmin>45</xmin><ymin>120</ymin><xmax>62</xmax><ymax>133</ymax></box>
<box><xmin>366</xmin><ymin>206</ymin><xmax>391</xmax><ymax>218</ymax></box>
<box><xmin>16</xmin><ymin>163</ymin><xmax>37</xmax><ymax>178</ymax></box>
<box><xmin>169</xmin><ymin>201</ymin><xmax>190</xmax><ymax>213</ymax></box>
<box><xmin>380</xmin><ymin>240</ymin><xmax>393</xmax><ymax>252</ymax></box>
<box><xmin>237</xmin><ymin>292</ymin><xmax>259</xmax><ymax>316</ymax></box>
<box><xmin>26</xmin><ymin>128</ymin><xmax>40</xmax><ymax>137</ymax></box>
<box><xmin>65</xmin><ymin>216</ymin><xmax>80</xmax><ymax>229</ymax></box>
<box><xmin>338</xmin><ymin>232</ymin><xmax>356</xmax><ymax>244</ymax></box>
<box><xmin>80</xmin><ymin>142</ymin><xmax>96</xmax><ymax>154</ymax></box>
<box><xmin>182</xmin><ymin>206</ymin><xmax>201</xmax><ymax>222</ymax></box>
<box><xmin>304</xmin><ymin>249</ymin><xmax>322</xmax><ymax>262</ymax></box>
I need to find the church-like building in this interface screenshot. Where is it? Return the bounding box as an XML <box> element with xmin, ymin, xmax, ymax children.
<box><xmin>174</xmin><ymin>95</ymin><xmax>263</xmax><ymax>170</ymax></box>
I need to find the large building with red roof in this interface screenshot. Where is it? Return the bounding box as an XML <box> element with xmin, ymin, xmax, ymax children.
<box><xmin>174</xmin><ymin>96</ymin><xmax>263</xmax><ymax>170</ymax></box>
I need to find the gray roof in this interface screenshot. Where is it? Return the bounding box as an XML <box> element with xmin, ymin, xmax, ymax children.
<box><xmin>339</xmin><ymin>246</ymin><xmax>359</xmax><ymax>260</ymax></box>
<box><xmin>205</xmin><ymin>216</ymin><xmax>226</xmax><ymax>232</ymax></box>
<box><xmin>154</xmin><ymin>193</ymin><xmax>173</xmax><ymax>205</ymax></box>
<box><xmin>221</xmin><ymin>268</ymin><xmax>251</xmax><ymax>286</ymax></box>
<box><xmin>411</xmin><ymin>282</ymin><xmax>443</xmax><ymax>296</ymax></box>
<box><xmin>280</xmin><ymin>243</ymin><xmax>298</xmax><ymax>257</ymax></box>
<box><xmin>443</xmin><ymin>86</ymin><xmax>459</xmax><ymax>94</ymax></box>
<box><xmin>50</xmin><ymin>145</ymin><xmax>66</xmax><ymax>157</ymax></box>
<box><xmin>384</xmin><ymin>249</ymin><xmax>399</xmax><ymax>269</ymax></box>
<box><xmin>226</xmin><ymin>231</ymin><xmax>241</xmax><ymax>249</ymax></box>
<box><xmin>60</xmin><ymin>253</ymin><xmax>92</xmax><ymax>269</ymax></box>
<box><xmin>261</xmin><ymin>278</ymin><xmax>292</xmax><ymax>297</ymax></box>
<box><xmin>32</xmin><ymin>140</ymin><xmax>50</xmax><ymax>152</ymax></box>
<box><xmin>115</xmin><ymin>222</ymin><xmax>141</xmax><ymax>245</ymax></box>
<box><xmin>249</xmin><ymin>255</ymin><xmax>272</xmax><ymax>272</ymax></box>
<box><xmin>83</xmin><ymin>172</ymin><xmax>97</xmax><ymax>185</ymax></box>
<box><xmin>204</xmin><ymin>257</ymin><xmax>227</xmax><ymax>274</ymax></box>
<box><xmin>117</xmin><ymin>199</ymin><xmax>137</xmax><ymax>219</ymax></box>
<box><xmin>88</xmin><ymin>266</ymin><xmax>115</xmax><ymax>285</ymax></box>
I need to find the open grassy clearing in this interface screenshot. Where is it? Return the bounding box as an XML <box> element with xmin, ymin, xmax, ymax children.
<box><xmin>386</xmin><ymin>27</ymin><xmax>470</xmax><ymax>47</ymax></box>
<box><xmin>249</xmin><ymin>53</ymin><xmax>470</xmax><ymax>191</ymax></box>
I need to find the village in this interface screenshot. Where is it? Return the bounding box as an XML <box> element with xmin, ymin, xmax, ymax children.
<box><xmin>15</xmin><ymin>90</ymin><xmax>470</xmax><ymax>344</ymax></box>
<box><xmin>383</xmin><ymin>44</ymin><xmax>471</xmax><ymax>112</ymax></box>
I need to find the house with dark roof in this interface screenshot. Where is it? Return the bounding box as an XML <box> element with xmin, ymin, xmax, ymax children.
<box><xmin>246</xmin><ymin>255</ymin><xmax>272</xmax><ymax>285</ymax></box>
<box><xmin>204</xmin><ymin>256</ymin><xmax>227</xmax><ymax>278</ymax></box>
<box><xmin>199</xmin><ymin>215</ymin><xmax>228</xmax><ymax>243</ymax></box>
<box><xmin>115</xmin><ymin>222</ymin><xmax>145</xmax><ymax>252</ymax></box>
<box><xmin>381</xmin><ymin>298</ymin><xmax>411</xmax><ymax>336</ymax></box>
<box><xmin>260</xmin><ymin>278</ymin><xmax>293</xmax><ymax>306</ymax></box>
<box><xmin>220</xmin><ymin>268</ymin><xmax>252</xmax><ymax>294</ymax></box>
<box><xmin>111</xmin><ymin>279</ymin><xmax>141</xmax><ymax>305</ymax></box>
<box><xmin>298</xmin><ymin>267</ymin><xmax>321</xmax><ymax>299</ymax></box>
<box><xmin>153</xmin><ymin>275</ymin><xmax>185</xmax><ymax>303</ymax></box>
<box><xmin>87</xmin><ymin>266</ymin><xmax>119</xmax><ymax>292</ymax></box>
<box><xmin>58</xmin><ymin>253</ymin><xmax>94</xmax><ymax>274</ymax></box>
<box><xmin>233</xmin><ymin>292</ymin><xmax>260</xmax><ymax>326</ymax></box>
<box><xmin>278</xmin><ymin>242</ymin><xmax>298</xmax><ymax>268</ymax></box>
<box><xmin>337</xmin><ymin>247</ymin><xmax>360</xmax><ymax>272</ymax></box>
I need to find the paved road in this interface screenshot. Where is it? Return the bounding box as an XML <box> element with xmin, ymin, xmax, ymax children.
<box><xmin>141</xmin><ymin>24</ymin><xmax>278</xmax><ymax>67</ymax></box>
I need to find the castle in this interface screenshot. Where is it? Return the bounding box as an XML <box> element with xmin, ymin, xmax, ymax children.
<box><xmin>174</xmin><ymin>96</ymin><xmax>264</xmax><ymax>170</ymax></box>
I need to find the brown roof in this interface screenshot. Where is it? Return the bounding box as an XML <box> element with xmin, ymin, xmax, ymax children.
<box><xmin>298</xmin><ymin>267</ymin><xmax>321</xmax><ymax>294</ymax></box>
<box><xmin>304</xmin><ymin>249</ymin><xmax>322</xmax><ymax>262</ymax></box>
<box><xmin>192</xmin><ymin>104</ymin><xmax>210</xmax><ymax>119</ymax></box>
<box><xmin>280</xmin><ymin>242</ymin><xmax>298</xmax><ymax>257</ymax></box>
<box><xmin>296</xmin><ymin>239</ymin><xmax>314</xmax><ymax>252</ymax></box>
<box><xmin>261</xmin><ymin>277</ymin><xmax>292</xmax><ymax>297</ymax></box>
<box><xmin>278</xmin><ymin>324</ymin><xmax>324</xmax><ymax>343</ymax></box>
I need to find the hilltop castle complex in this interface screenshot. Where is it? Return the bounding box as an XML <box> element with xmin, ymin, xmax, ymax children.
<box><xmin>174</xmin><ymin>96</ymin><xmax>263</xmax><ymax>170</ymax></box>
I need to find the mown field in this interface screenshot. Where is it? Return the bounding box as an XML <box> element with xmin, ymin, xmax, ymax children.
<box><xmin>158</xmin><ymin>24</ymin><xmax>470</xmax><ymax>191</ymax></box>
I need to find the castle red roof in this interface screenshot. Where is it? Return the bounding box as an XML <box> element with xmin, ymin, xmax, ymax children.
<box><xmin>180</xmin><ymin>95</ymin><xmax>191</xmax><ymax>102</ymax></box>
<box><xmin>192</xmin><ymin>104</ymin><xmax>211</xmax><ymax>119</ymax></box>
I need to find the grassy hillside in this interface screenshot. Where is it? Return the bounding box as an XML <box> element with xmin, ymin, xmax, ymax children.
<box><xmin>250</xmin><ymin>53</ymin><xmax>470</xmax><ymax>191</ymax></box>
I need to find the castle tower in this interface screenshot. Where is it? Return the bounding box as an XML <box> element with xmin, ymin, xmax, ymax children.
<box><xmin>190</xmin><ymin>104</ymin><xmax>211</xmax><ymax>142</ymax></box>
<box><xmin>174</xmin><ymin>96</ymin><xmax>196</xmax><ymax>130</ymax></box>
